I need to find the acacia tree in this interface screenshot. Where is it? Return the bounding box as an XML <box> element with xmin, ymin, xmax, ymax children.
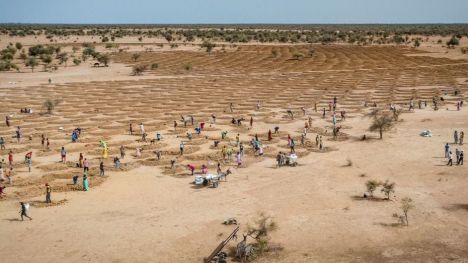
<box><xmin>97</xmin><ymin>54</ymin><xmax>110</xmax><ymax>66</ymax></box>
<box><xmin>381</xmin><ymin>180</ymin><xmax>395</xmax><ymax>200</ymax></box>
<box><xmin>132</xmin><ymin>64</ymin><xmax>147</xmax><ymax>75</ymax></box>
<box><xmin>57</xmin><ymin>52</ymin><xmax>68</xmax><ymax>66</ymax></box>
<box><xmin>201</xmin><ymin>41</ymin><xmax>215</xmax><ymax>53</ymax></box>
<box><xmin>369</xmin><ymin>112</ymin><xmax>394</xmax><ymax>139</ymax></box>
<box><xmin>41</xmin><ymin>55</ymin><xmax>52</xmax><ymax>71</ymax></box>
<box><xmin>132</xmin><ymin>53</ymin><xmax>140</xmax><ymax>62</ymax></box>
<box><xmin>43</xmin><ymin>99</ymin><xmax>60</xmax><ymax>114</ymax></box>
<box><xmin>0</xmin><ymin>60</ymin><xmax>18</xmax><ymax>72</ymax></box>
<box><xmin>447</xmin><ymin>36</ymin><xmax>460</xmax><ymax>48</ymax></box>
<box><xmin>19</xmin><ymin>51</ymin><xmax>27</xmax><ymax>62</ymax></box>
<box><xmin>25</xmin><ymin>57</ymin><xmax>38</xmax><ymax>72</ymax></box>
<box><xmin>401</xmin><ymin>197</ymin><xmax>414</xmax><ymax>226</ymax></box>
<box><xmin>83</xmin><ymin>47</ymin><xmax>96</xmax><ymax>58</ymax></box>
<box><xmin>245</xmin><ymin>212</ymin><xmax>278</xmax><ymax>256</ymax></box>
<box><xmin>366</xmin><ymin>180</ymin><xmax>381</xmax><ymax>197</ymax></box>
<box><xmin>73</xmin><ymin>58</ymin><xmax>81</xmax><ymax>66</ymax></box>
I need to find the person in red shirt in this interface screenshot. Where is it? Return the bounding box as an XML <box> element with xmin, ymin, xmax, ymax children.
<box><xmin>8</xmin><ymin>150</ymin><xmax>13</xmax><ymax>167</ymax></box>
<box><xmin>24</xmin><ymin>152</ymin><xmax>32</xmax><ymax>163</ymax></box>
<box><xmin>187</xmin><ymin>164</ymin><xmax>195</xmax><ymax>175</ymax></box>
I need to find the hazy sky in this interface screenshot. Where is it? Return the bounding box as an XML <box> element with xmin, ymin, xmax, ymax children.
<box><xmin>1</xmin><ymin>0</ymin><xmax>467</xmax><ymax>24</ymax></box>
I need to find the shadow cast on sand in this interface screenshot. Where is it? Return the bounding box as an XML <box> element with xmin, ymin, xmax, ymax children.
<box><xmin>444</xmin><ymin>204</ymin><xmax>468</xmax><ymax>211</ymax></box>
<box><xmin>375</xmin><ymin>222</ymin><xmax>404</xmax><ymax>228</ymax></box>
<box><xmin>4</xmin><ymin>218</ymin><xmax>22</xmax><ymax>222</ymax></box>
<box><xmin>351</xmin><ymin>195</ymin><xmax>388</xmax><ymax>202</ymax></box>
<box><xmin>268</xmin><ymin>164</ymin><xmax>305</xmax><ymax>169</ymax></box>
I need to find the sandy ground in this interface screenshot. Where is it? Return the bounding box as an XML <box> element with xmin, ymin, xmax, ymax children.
<box><xmin>1</xmin><ymin>108</ymin><xmax>467</xmax><ymax>263</ymax></box>
<box><xmin>0</xmin><ymin>37</ymin><xmax>468</xmax><ymax>263</ymax></box>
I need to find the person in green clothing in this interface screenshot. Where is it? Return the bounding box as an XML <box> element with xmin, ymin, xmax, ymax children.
<box><xmin>82</xmin><ymin>174</ymin><xmax>89</xmax><ymax>191</ymax></box>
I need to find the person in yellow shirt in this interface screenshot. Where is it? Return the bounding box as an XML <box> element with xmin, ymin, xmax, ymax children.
<box><xmin>6</xmin><ymin>167</ymin><xmax>13</xmax><ymax>185</ymax></box>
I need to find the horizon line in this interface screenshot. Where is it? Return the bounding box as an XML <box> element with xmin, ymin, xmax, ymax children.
<box><xmin>2</xmin><ymin>22</ymin><xmax>468</xmax><ymax>26</ymax></box>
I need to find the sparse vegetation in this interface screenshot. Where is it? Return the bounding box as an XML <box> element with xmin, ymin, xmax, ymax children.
<box><xmin>366</xmin><ymin>180</ymin><xmax>381</xmax><ymax>197</ymax></box>
<box><xmin>1</xmin><ymin>45</ymin><xmax>17</xmax><ymax>60</ymax></box>
<box><xmin>83</xmin><ymin>46</ymin><xmax>96</xmax><ymax>58</ymax></box>
<box><xmin>271</xmin><ymin>49</ymin><xmax>278</xmax><ymax>58</ymax></box>
<box><xmin>381</xmin><ymin>180</ymin><xmax>395</xmax><ymax>200</ymax></box>
<box><xmin>1</xmin><ymin>24</ymin><xmax>468</xmax><ymax>46</ymax></box>
<box><xmin>0</xmin><ymin>60</ymin><xmax>18</xmax><ymax>71</ymax></box>
<box><xmin>41</xmin><ymin>54</ymin><xmax>52</xmax><ymax>70</ymax></box>
<box><xmin>201</xmin><ymin>41</ymin><xmax>216</xmax><ymax>53</ymax></box>
<box><xmin>446</xmin><ymin>36</ymin><xmax>460</xmax><ymax>48</ymax></box>
<box><xmin>43</xmin><ymin>99</ymin><xmax>61</xmax><ymax>114</ymax></box>
<box><xmin>97</xmin><ymin>53</ymin><xmax>110</xmax><ymax>66</ymax></box>
<box><xmin>369</xmin><ymin>111</ymin><xmax>394</xmax><ymax>139</ymax></box>
<box><xmin>19</xmin><ymin>51</ymin><xmax>27</xmax><ymax>62</ymax></box>
<box><xmin>132</xmin><ymin>64</ymin><xmax>147</xmax><ymax>75</ymax></box>
<box><xmin>25</xmin><ymin>56</ymin><xmax>38</xmax><ymax>72</ymax></box>
<box><xmin>28</xmin><ymin>44</ymin><xmax>54</xmax><ymax>57</ymax></box>
<box><xmin>401</xmin><ymin>197</ymin><xmax>414</xmax><ymax>226</ymax></box>
<box><xmin>184</xmin><ymin>63</ymin><xmax>192</xmax><ymax>71</ymax></box>
<box><xmin>57</xmin><ymin>52</ymin><xmax>68</xmax><ymax>66</ymax></box>
<box><xmin>292</xmin><ymin>51</ymin><xmax>305</xmax><ymax>60</ymax></box>
<box><xmin>235</xmin><ymin>212</ymin><xmax>280</xmax><ymax>260</ymax></box>
<box><xmin>73</xmin><ymin>58</ymin><xmax>81</xmax><ymax>66</ymax></box>
<box><xmin>132</xmin><ymin>53</ymin><xmax>140</xmax><ymax>62</ymax></box>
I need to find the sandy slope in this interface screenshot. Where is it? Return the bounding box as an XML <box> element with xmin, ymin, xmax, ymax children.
<box><xmin>0</xmin><ymin>40</ymin><xmax>467</xmax><ymax>263</ymax></box>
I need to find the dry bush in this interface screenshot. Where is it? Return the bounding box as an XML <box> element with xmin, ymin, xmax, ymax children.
<box><xmin>292</xmin><ymin>51</ymin><xmax>305</xmax><ymax>60</ymax></box>
<box><xmin>43</xmin><ymin>99</ymin><xmax>61</xmax><ymax>114</ymax></box>
<box><xmin>234</xmin><ymin>212</ymin><xmax>280</xmax><ymax>261</ymax></box>
<box><xmin>246</xmin><ymin>212</ymin><xmax>278</xmax><ymax>253</ymax></box>
<box><xmin>271</xmin><ymin>49</ymin><xmax>278</xmax><ymax>58</ymax></box>
<box><xmin>366</xmin><ymin>180</ymin><xmax>381</xmax><ymax>197</ymax></box>
<box><xmin>132</xmin><ymin>64</ymin><xmax>147</xmax><ymax>75</ymax></box>
<box><xmin>401</xmin><ymin>197</ymin><xmax>414</xmax><ymax>226</ymax></box>
<box><xmin>184</xmin><ymin>63</ymin><xmax>192</xmax><ymax>71</ymax></box>
<box><xmin>369</xmin><ymin>112</ymin><xmax>394</xmax><ymax>139</ymax></box>
<box><xmin>132</xmin><ymin>53</ymin><xmax>140</xmax><ymax>61</ymax></box>
<box><xmin>381</xmin><ymin>180</ymin><xmax>395</xmax><ymax>200</ymax></box>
